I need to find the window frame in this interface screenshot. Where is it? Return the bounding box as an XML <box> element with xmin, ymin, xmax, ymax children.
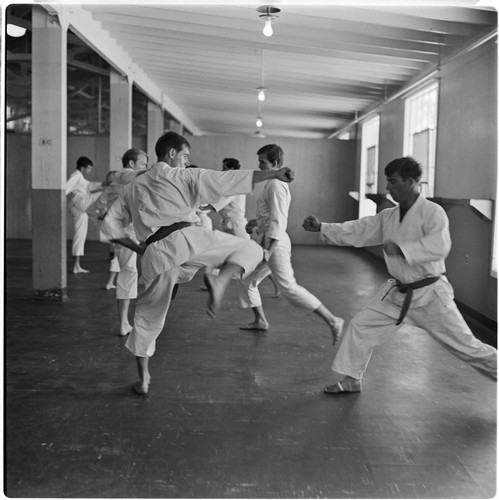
<box><xmin>403</xmin><ymin>81</ymin><xmax>439</xmax><ymax>198</ymax></box>
<box><xmin>358</xmin><ymin>114</ymin><xmax>380</xmax><ymax>218</ymax></box>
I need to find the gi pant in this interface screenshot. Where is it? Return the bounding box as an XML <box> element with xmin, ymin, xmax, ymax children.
<box><xmin>126</xmin><ymin>229</ymin><xmax>264</xmax><ymax>357</ymax></box>
<box><xmin>332</xmin><ymin>277</ymin><xmax>497</xmax><ymax>380</ymax></box>
<box><xmin>69</xmin><ymin>205</ymin><xmax>88</xmax><ymax>257</ymax></box>
<box><xmin>68</xmin><ymin>192</ymin><xmax>101</xmax><ymax>257</ymax></box>
<box><xmin>109</xmin><ymin>251</ymin><xmax>120</xmax><ymax>274</ymax></box>
<box><xmin>239</xmin><ymin>233</ymin><xmax>321</xmax><ymax>311</ymax></box>
<box><xmin>115</xmin><ymin>245</ymin><xmax>138</xmax><ymax>300</ymax></box>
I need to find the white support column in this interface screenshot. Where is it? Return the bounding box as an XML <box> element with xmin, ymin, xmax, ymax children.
<box><xmin>31</xmin><ymin>6</ymin><xmax>68</xmax><ymax>300</ymax></box>
<box><xmin>147</xmin><ymin>101</ymin><xmax>164</xmax><ymax>161</ymax></box>
<box><xmin>110</xmin><ymin>69</ymin><xmax>132</xmax><ymax>169</ymax></box>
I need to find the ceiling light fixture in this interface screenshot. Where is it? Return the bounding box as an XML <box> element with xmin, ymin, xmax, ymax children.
<box><xmin>256</xmin><ymin>50</ymin><xmax>266</xmax><ymax>102</ymax></box>
<box><xmin>257</xmin><ymin>5</ymin><xmax>281</xmax><ymax>37</ymax></box>
<box><xmin>7</xmin><ymin>23</ymin><xmax>27</xmax><ymax>37</ymax></box>
<box><xmin>255</xmin><ymin>89</ymin><xmax>264</xmax><ymax>130</ymax></box>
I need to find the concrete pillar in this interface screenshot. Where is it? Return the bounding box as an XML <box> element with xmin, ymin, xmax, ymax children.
<box><xmin>31</xmin><ymin>7</ymin><xmax>68</xmax><ymax>301</ymax></box>
<box><xmin>147</xmin><ymin>101</ymin><xmax>164</xmax><ymax>161</ymax></box>
<box><xmin>110</xmin><ymin>69</ymin><xmax>132</xmax><ymax>168</ymax></box>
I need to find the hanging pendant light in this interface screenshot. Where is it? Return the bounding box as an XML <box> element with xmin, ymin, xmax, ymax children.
<box><xmin>256</xmin><ymin>50</ymin><xmax>266</xmax><ymax>102</ymax></box>
<box><xmin>257</xmin><ymin>5</ymin><xmax>281</xmax><ymax>38</ymax></box>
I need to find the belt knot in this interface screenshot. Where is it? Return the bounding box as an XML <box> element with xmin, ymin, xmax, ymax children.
<box><xmin>383</xmin><ymin>276</ymin><xmax>441</xmax><ymax>325</ymax></box>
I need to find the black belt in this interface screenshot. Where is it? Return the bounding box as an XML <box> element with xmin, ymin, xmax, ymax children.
<box><xmin>145</xmin><ymin>221</ymin><xmax>194</xmax><ymax>246</ymax></box>
<box><xmin>384</xmin><ymin>276</ymin><xmax>441</xmax><ymax>325</ymax></box>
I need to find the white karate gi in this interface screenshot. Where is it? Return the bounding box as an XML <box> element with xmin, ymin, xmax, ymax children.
<box><xmin>90</xmin><ymin>187</ymin><xmax>121</xmax><ymax>276</ymax></box>
<box><xmin>66</xmin><ymin>170</ymin><xmax>102</xmax><ymax>256</ymax></box>
<box><xmin>321</xmin><ymin>195</ymin><xmax>497</xmax><ymax>379</ymax></box>
<box><xmin>211</xmin><ymin>194</ymin><xmax>249</xmax><ymax>239</ymax></box>
<box><xmin>101</xmin><ymin>162</ymin><xmax>264</xmax><ymax>357</ymax></box>
<box><xmin>239</xmin><ymin>179</ymin><xmax>321</xmax><ymax>311</ymax></box>
<box><xmin>195</xmin><ymin>209</ymin><xmax>213</xmax><ymax>230</ymax></box>
<box><xmin>100</xmin><ymin>169</ymin><xmax>143</xmax><ymax>300</ymax></box>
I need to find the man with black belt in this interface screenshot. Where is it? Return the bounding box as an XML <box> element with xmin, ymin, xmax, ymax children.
<box><xmin>303</xmin><ymin>156</ymin><xmax>497</xmax><ymax>394</ymax></box>
<box><xmin>101</xmin><ymin>131</ymin><xmax>295</xmax><ymax>395</ymax></box>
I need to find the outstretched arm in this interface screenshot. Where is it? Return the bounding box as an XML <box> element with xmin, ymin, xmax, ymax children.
<box><xmin>303</xmin><ymin>213</ymin><xmax>384</xmax><ymax>248</ymax></box>
<box><xmin>252</xmin><ymin>167</ymin><xmax>294</xmax><ymax>187</ymax></box>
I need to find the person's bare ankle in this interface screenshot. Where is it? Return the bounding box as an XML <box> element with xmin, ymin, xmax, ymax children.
<box><xmin>120</xmin><ymin>324</ymin><xmax>132</xmax><ymax>337</ymax></box>
<box><xmin>133</xmin><ymin>371</ymin><xmax>150</xmax><ymax>395</ymax></box>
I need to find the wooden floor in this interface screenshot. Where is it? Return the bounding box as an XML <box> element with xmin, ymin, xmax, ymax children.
<box><xmin>5</xmin><ymin>239</ymin><xmax>497</xmax><ymax>498</ymax></box>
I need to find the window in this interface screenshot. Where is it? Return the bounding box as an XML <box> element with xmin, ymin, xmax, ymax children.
<box><xmin>403</xmin><ymin>82</ymin><xmax>439</xmax><ymax>197</ymax></box>
<box><xmin>6</xmin><ymin>105</ymin><xmax>31</xmax><ymax>133</ymax></box>
<box><xmin>359</xmin><ymin>115</ymin><xmax>380</xmax><ymax>218</ymax></box>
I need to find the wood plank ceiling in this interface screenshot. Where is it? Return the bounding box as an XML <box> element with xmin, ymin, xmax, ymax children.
<box><xmin>5</xmin><ymin>2</ymin><xmax>497</xmax><ymax>139</ymax></box>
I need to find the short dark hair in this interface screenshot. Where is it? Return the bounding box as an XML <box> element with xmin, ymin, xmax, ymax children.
<box><xmin>222</xmin><ymin>158</ymin><xmax>241</xmax><ymax>170</ymax></box>
<box><xmin>155</xmin><ymin>131</ymin><xmax>191</xmax><ymax>160</ymax></box>
<box><xmin>257</xmin><ymin>144</ymin><xmax>284</xmax><ymax>167</ymax></box>
<box><xmin>122</xmin><ymin>148</ymin><xmax>148</xmax><ymax>167</ymax></box>
<box><xmin>76</xmin><ymin>156</ymin><xmax>93</xmax><ymax>170</ymax></box>
<box><xmin>384</xmin><ymin>156</ymin><xmax>422</xmax><ymax>182</ymax></box>
<box><xmin>105</xmin><ymin>170</ymin><xmax>118</xmax><ymax>184</ymax></box>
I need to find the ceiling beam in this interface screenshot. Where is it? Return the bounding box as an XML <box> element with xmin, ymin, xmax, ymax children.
<box><xmin>42</xmin><ymin>4</ymin><xmax>201</xmax><ymax>134</ymax></box>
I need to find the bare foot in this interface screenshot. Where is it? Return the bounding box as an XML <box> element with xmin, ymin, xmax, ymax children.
<box><xmin>105</xmin><ymin>283</ymin><xmax>116</xmax><ymax>290</ymax></box>
<box><xmin>330</xmin><ymin>317</ymin><xmax>345</xmax><ymax>345</ymax></box>
<box><xmin>132</xmin><ymin>372</ymin><xmax>151</xmax><ymax>395</ymax></box>
<box><xmin>272</xmin><ymin>290</ymin><xmax>281</xmax><ymax>298</ymax></box>
<box><xmin>239</xmin><ymin>321</ymin><xmax>269</xmax><ymax>331</ymax></box>
<box><xmin>73</xmin><ymin>267</ymin><xmax>90</xmax><ymax>274</ymax></box>
<box><xmin>204</xmin><ymin>274</ymin><xmax>223</xmax><ymax>318</ymax></box>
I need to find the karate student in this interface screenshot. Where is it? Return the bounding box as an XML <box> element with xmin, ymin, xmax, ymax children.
<box><xmin>100</xmin><ymin>131</ymin><xmax>295</xmax><ymax>395</ymax></box>
<box><xmin>65</xmin><ymin>156</ymin><xmax>104</xmax><ymax>274</ymax></box>
<box><xmin>198</xmin><ymin>158</ymin><xmax>249</xmax><ymax>290</ymax></box>
<box><xmin>238</xmin><ymin>144</ymin><xmax>344</xmax><ymax>341</ymax></box>
<box><xmin>303</xmin><ymin>156</ymin><xmax>497</xmax><ymax>394</ymax></box>
<box><xmin>100</xmin><ymin>148</ymin><xmax>149</xmax><ymax>336</ymax></box>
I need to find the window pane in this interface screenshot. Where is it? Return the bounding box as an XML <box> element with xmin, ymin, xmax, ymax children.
<box><xmin>404</xmin><ymin>82</ymin><xmax>439</xmax><ymax>197</ymax></box>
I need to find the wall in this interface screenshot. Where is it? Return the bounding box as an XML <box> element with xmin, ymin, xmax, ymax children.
<box><xmin>444</xmin><ymin>203</ymin><xmax>496</xmax><ymax>318</ymax></box>
<box><xmin>436</xmin><ymin>40</ymin><xmax>497</xmax><ymax>199</ymax></box>
<box><xmin>189</xmin><ymin>135</ymin><xmax>357</xmax><ymax>243</ymax></box>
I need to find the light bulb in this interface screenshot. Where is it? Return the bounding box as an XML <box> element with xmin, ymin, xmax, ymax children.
<box><xmin>257</xmin><ymin>89</ymin><xmax>266</xmax><ymax>102</ymax></box>
<box><xmin>7</xmin><ymin>24</ymin><xmax>26</xmax><ymax>37</ymax></box>
<box><xmin>256</xmin><ymin>117</ymin><xmax>263</xmax><ymax>128</ymax></box>
<box><xmin>263</xmin><ymin>19</ymin><xmax>273</xmax><ymax>37</ymax></box>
